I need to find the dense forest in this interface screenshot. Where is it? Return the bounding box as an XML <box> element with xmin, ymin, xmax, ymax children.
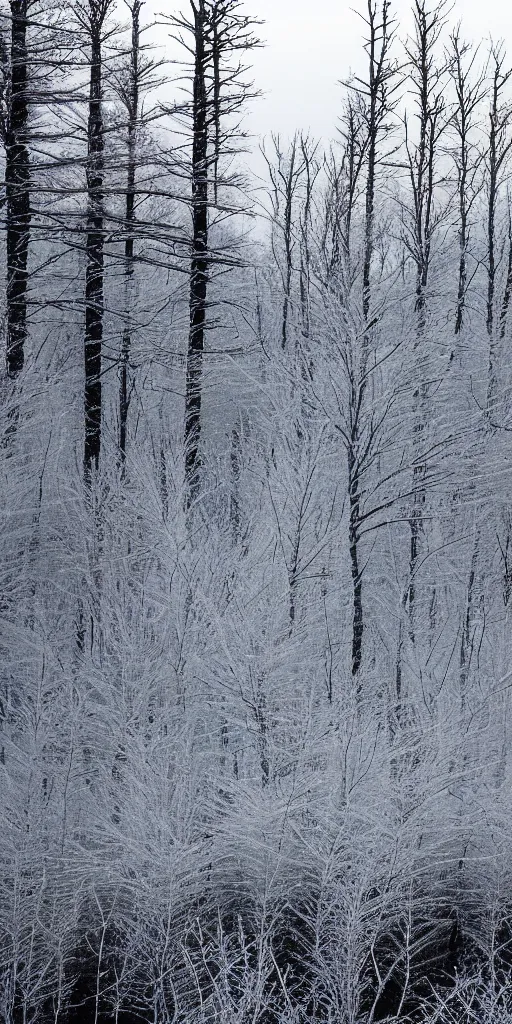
<box><xmin>2</xmin><ymin>0</ymin><xmax>512</xmax><ymax>1020</ymax></box>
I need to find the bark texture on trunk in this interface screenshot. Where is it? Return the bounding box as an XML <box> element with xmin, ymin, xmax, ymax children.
<box><xmin>84</xmin><ymin>12</ymin><xmax>106</xmax><ymax>482</ymax></box>
<box><xmin>349</xmin><ymin>450</ymin><xmax>363</xmax><ymax>678</ymax></box>
<box><xmin>5</xmin><ymin>0</ymin><xmax>30</xmax><ymax>378</ymax></box>
<box><xmin>119</xmin><ymin>1</ymin><xmax>141</xmax><ymax>468</ymax></box>
<box><xmin>184</xmin><ymin>0</ymin><xmax>208</xmax><ymax>502</ymax></box>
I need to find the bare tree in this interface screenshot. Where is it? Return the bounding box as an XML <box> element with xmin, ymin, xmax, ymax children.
<box><xmin>114</xmin><ymin>0</ymin><xmax>164</xmax><ymax>468</ymax></box>
<box><xmin>118</xmin><ymin>1</ymin><xmax>142</xmax><ymax>469</ymax></box>
<box><xmin>183</xmin><ymin>0</ymin><xmax>208</xmax><ymax>503</ymax></box>
<box><xmin>349</xmin><ymin>1</ymin><xmax>398</xmax><ymax>676</ymax></box>
<box><xmin>484</xmin><ymin>42</ymin><xmax>512</xmax><ymax>415</ymax></box>
<box><xmin>401</xmin><ymin>0</ymin><xmax>449</xmax><ymax>634</ymax></box>
<box><xmin>447</xmin><ymin>27</ymin><xmax>485</xmax><ymax>340</ymax></box>
<box><xmin>350</xmin><ymin>0</ymin><xmax>399</xmax><ymax>329</ymax></box>
<box><xmin>319</xmin><ymin>102</ymin><xmax>367</xmax><ymax>293</ymax></box>
<box><xmin>76</xmin><ymin>0</ymin><xmax>116</xmax><ymax>483</ymax></box>
<box><xmin>403</xmin><ymin>0</ymin><xmax>448</xmax><ymax>335</ymax></box>
<box><xmin>262</xmin><ymin>132</ymin><xmax>318</xmax><ymax>352</ymax></box>
<box><xmin>163</xmin><ymin>0</ymin><xmax>260</xmax><ymax>505</ymax></box>
<box><xmin>1</xmin><ymin>1</ymin><xmax>31</xmax><ymax>377</ymax></box>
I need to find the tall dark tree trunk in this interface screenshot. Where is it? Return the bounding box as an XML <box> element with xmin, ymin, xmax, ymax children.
<box><xmin>230</xmin><ymin>420</ymin><xmax>242</xmax><ymax>542</ymax></box>
<box><xmin>299</xmin><ymin>135</ymin><xmax>316</xmax><ymax>340</ymax></box>
<box><xmin>5</xmin><ymin>0</ymin><xmax>30</xmax><ymax>378</ymax></box>
<box><xmin>348</xmin><ymin>443</ymin><xmax>363</xmax><ymax>677</ymax></box>
<box><xmin>486</xmin><ymin>94</ymin><xmax>497</xmax><ymax>360</ymax></box>
<box><xmin>184</xmin><ymin>0</ymin><xmax>208</xmax><ymax>502</ymax></box>
<box><xmin>165</xmin><ymin>0</ymin><xmax>259</xmax><ymax>503</ymax></box>
<box><xmin>345</xmin><ymin>1</ymin><xmax>396</xmax><ymax>679</ymax></box>
<box><xmin>281</xmin><ymin>135</ymin><xmax>297</xmax><ymax>350</ymax></box>
<box><xmin>454</xmin><ymin>213</ymin><xmax>467</xmax><ymax>338</ymax></box>
<box><xmin>450</xmin><ymin>28</ymin><xmax>482</xmax><ymax>339</ymax></box>
<box><xmin>404</xmin><ymin>0</ymin><xmax>446</xmax><ymax>633</ymax></box>
<box><xmin>84</xmin><ymin>5</ymin><xmax>107</xmax><ymax>483</ymax></box>
<box><xmin>485</xmin><ymin>45</ymin><xmax>512</xmax><ymax>416</ymax></box>
<box><xmin>119</xmin><ymin>0</ymin><xmax>141</xmax><ymax>469</ymax></box>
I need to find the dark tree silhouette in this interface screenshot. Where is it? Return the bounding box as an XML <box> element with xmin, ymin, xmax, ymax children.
<box><xmin>77</xmin><ymin>0</ymin><xmax>116</xmax><ymax>482</ymax></box>
<box><xmin>2</xmin><ymin>0</ymin><xmax>31</xmax><ymax>377</ymax></box>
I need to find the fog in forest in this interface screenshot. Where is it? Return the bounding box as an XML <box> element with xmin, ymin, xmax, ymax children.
<box><xmin>2</xmin><ymin>1</ymin><xmax>512</xmax><ymax>1021</ymax></box>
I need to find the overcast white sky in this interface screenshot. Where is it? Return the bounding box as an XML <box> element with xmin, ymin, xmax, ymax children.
<box><xmin>149</xmin><ymin>0</ymin><xmax>511</xmax><ymax>148</ymax></box>
<box><xmin>243</xmin><ymin>0</ymin><xmax>511</xmax><ymax>144</ymax></box>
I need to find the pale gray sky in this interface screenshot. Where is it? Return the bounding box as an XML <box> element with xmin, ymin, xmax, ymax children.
<box><xmin>149</xmin><ymin>0</ymin><xmax>511</xmax><ymax>147</ymax></box>
<box><xmin>244</xmin><ymin>0</ymin><xmax>511</xmax><ymax>144</ymax></box>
